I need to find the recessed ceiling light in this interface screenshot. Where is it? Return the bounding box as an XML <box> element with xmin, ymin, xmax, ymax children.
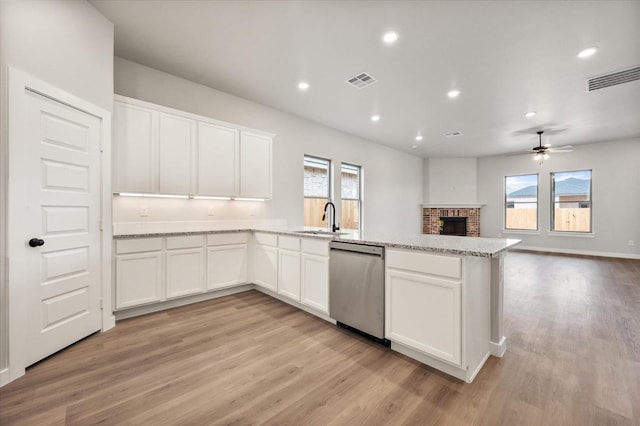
<box><xmin>447</xmin><ymin>89</ymin><xmax>460</xmax><ymax>98</ymax></box>
<box><xmin>577</xmin><ymin>47</ymin><xmax>597</xmax><ymax>58</ymax></box>
<box><xmin>298</xmin><ymin>81</ymin><xmax>310</xmax><ymax>91</ymax></box>
<box><xmin>371</xmin><ymin>115</ymin><xmax>380</xmax><ymax>122</ymax></box>
<box><xmin>525</xmin><ymin>111</ymin><xmax>537</xmax><ymax>118</ymax></box>
<box><xmin>383</xmin><ymin>31</ymin><xmax>399</xmax><ymax>44</ymax></box>
<box><xmin>415</xmin><ymin>135</ymin><xmax>423</xmax><ymax>141</ymax></box>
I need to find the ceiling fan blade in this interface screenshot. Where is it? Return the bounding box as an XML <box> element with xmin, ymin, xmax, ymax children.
<box><xmin>506</xmin><ymin>151</ymin><xmax>534</xmax><ymax>157</ymax></box>
<box><xmin>548</xmin><ymin>149</ymin><xmax>573</xmax><ymax>153</ymax></box>
<box><xmin>549</xmin><ymin>145</ymin><xmax>573</xmax><ymax>150</ymax></box>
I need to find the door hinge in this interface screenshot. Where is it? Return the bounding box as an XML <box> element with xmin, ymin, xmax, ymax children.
<box><xmin>99</xmin><ymin>220</ymin><xmax>103</xmax><ymax>231</ymax></box>
<box><xmin>100</xmin><ymin>299</ymin><xmax>103</xmax><ymax>309</ymax></box>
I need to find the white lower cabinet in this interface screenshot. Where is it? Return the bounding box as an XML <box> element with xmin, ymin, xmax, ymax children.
<box><xmin>115</xmin><ymin>238</ymin><xmax>164</xmax><ymax>309</ymax></box>
<box><xmin>207</xmin><ymin>244</ymin><xmax>248</xmax><ymax>290</ymax></box>
<box><xmin>385</xmin><ymin>268</ymin><xmax>462</xmax><ymax>366</ymax></box>
<box><xmin>253</xmin><ymin>233</ymin><xmax>278</xmax><ymax>292</ymax></box>
<box><xmin>300</xmin><ymin>239</ymin><xmax>330</xmax><ymax>314</ymax></box>
<box><xmin>165</xmin><ymin>235</ymin><xmax>205</xmax><ymax>299</ymax></box>
<box><xmin>278</xmin><ymin>248</ymin><xmax>301</xmax><ymax>301</ymax></box>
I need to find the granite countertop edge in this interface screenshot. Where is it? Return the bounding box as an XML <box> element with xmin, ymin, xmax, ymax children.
<box><xmin>113</xmin><ymin>228</ymin><xmax>521</xmax><ymax>258</ymax></box>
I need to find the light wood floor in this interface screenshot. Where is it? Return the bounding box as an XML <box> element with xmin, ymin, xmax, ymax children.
<box><xmin>1</xmin><ymin>251</ymin><xmax>639</xmax><ymax>425</ymax></box>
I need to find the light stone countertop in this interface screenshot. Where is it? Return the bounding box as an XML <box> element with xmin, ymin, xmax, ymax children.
<box><xmin>114</xmin><ymin>227</ymin><xmax>521</xmax><ymax>258</ymax></box>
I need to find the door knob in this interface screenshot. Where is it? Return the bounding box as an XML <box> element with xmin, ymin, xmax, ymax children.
<box><xmin>28</xmin><ymin>238</ymin><xmax>45</xmax><ymax>247</ymax></box>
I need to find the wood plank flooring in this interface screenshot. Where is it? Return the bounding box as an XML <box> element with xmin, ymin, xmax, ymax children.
<box><xmin>1</xmin><ymin>251</ymin><xmax>639</xmax><ymax>425</ymax></box>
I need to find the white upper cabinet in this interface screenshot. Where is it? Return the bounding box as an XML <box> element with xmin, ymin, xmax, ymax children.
<box><xmin>113</xmin><ymin>101</ymin><xmax>158</xmax><ymax>193</ymax></box>
<box><xmin>159</xmin><ymin>113</ymin><xmax>195</xmax><ymax>195</ymax></box>
<box><xmin>197</xmin><ymin>122</ymin><xmax>239</xmax><ymax>197</ymax></box>
<box><xmin>240</xmin><ymin>131</ymin><xmax>272</xmax><ymax>199</ymax></box>
<box><xmin>113</xmin><ymin>95</ymin><xmax>273</xmax><ymax>198</ymax></box>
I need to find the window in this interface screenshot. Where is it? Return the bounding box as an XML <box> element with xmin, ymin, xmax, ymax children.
<box><xmin>505</xmin><ymin>174</ymin><xmax>538</xmax><ymax>230</ymax></box>
<box><xmin>341</xmin><ymin>163</ymin><xmax>362</xmax><ymax>233</ymax></box>
<box><xmin>551</xmin><ymin>170</ymin><xmax>592</xmax><ymax>232</ymax></box>
<box><xmin>303</xmin><ymin>155</ymin><xmax>331</xmax><ymax>227</ymax></box>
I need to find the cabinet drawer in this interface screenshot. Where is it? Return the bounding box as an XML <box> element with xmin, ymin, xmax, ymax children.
<box><xmin>301</xmin><ymin>239</ymin><xmax>329</xmax><ymax>256</ymax></box>
<box><xmin>386</xmin><ymin>249</ymin><xmax>461</xmax><ymax>279</ymax></box>
<box><xmin>207</xmin><ymin>233</ymin><xmax>248</xmax><ymax>246</ymax></box>
<box><xmin>166</xmin><ymin>235</ymin><xmax>204</xmax><ymax>250</ymax></box>
<box><xmin>116</xmin><ymin>238</ymin><xmax>162</xmax><ymax>254</ymax></box>
<box><xmin>254</xmin><ymin>232</ymin><xmax>278</xmax><ymax>247</ymax></box>
<box><xmin>278</xmin><ymin>236</ymin><xmax>300</xmax><ymax>251</ymax></box>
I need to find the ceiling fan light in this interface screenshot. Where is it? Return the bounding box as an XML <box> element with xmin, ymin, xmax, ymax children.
<box><xmin>533</xmin><ymin>153</ymin><xmax>541</xmax><ymax>161</ymax></box>
<box><xmin>543</xmin><ymin>153</ymin><xmax>550</xmax><ymax>160</ymax></box>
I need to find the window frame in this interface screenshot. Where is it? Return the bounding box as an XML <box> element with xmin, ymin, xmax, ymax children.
<box><xmin>550</xmin><ymin>169</ymin><xmax>592</xmax><ymax>233</ymax></box>
<box><xmin>504</xmin><ymin>173</ymin><xmax>539</xmax><ymax>231</ymax></box>
<box><xmin>303</xmin><ymin>155</ymin><xmax>332</xmax><ymax>227</ymax></box>
<box><xmin>340</xmin><ymin>162</ymin><xmax>362</xmax><ymax>233</ymax></box>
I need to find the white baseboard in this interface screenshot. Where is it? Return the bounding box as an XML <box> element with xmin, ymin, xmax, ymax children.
<box><xmin>0</xmin><ymin>368</ymin><xmax>10</xmax><ymax>387</ymax></box>
<box><xmin>254</xmin><ymin>287</ymin><xmax>336</xmax><ymax>324</ymax></box>
<box><xmin>115</xmin><ymin>285</ymin><xmax>254</xmax><ymax>320</ymax></box>
<box><xmin>490</xmin><ymin>336</ymin><xmax>507</xmax><ymax>357</ymax></box>
<box><xmin>515</xmin><ymin>245</ymin><xmax>640</xmax><ymax>260</ymax></box>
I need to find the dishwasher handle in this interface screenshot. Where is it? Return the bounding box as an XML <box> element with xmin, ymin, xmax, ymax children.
<box><xmin>330</xmin><ymin>241</ymin><xmax>384</xmax><ymax>257</ymax></box>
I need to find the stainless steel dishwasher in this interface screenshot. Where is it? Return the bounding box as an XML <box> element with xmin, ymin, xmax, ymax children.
<box><xmin>329</xmin><ymin>241</ymin><xmax>389</xmax><ymax>345</ymax></box>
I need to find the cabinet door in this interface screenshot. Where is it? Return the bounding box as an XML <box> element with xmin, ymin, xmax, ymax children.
<box><xmin>239</xmin><ymin>131</ymin><xmax>272</xmax><ymax>199</ymax></box>
<box><xmin>278</xmin><ymin>249</ymin><xmax>301</xmax><ymax>301</ymax></box>
<box><xmin>197</xmin><ymin>122</ymin><xmax>239</xmax><ymax>197</ymax></box>
<box><xmin>207</xmin><ymin>244</ymin><xmax>248</xmax><ymax>290</ymax></box>
<box><xmin>301</xmin><ymin>254</ymin><xmax>329</xmax><ymax>314</ymax></box>
<box><xmin>159</xmin><ymin>113</ymin><xmax>195</xmax><ymax>194</ymax></box>
<box><xmin>253</xmin><ymin>244</ymin><xmax>278</xmax><ymax>292</ymax></box>
<box><xmin>116</xmin><ymin>252</ymin><xmax>163</xmax><ymax>309</ymax></box>
<box><xmin>113</xmin><ymin>101</ymin><xmax>158</xmax><ymax>193</ymax></box>
<box><xmin>385</xmin><ymin>269</ymin><xmax>462</xmax><ymax>366</ymax></box>
<box><xmin>166</xmin><ymin>248</ymin><xmax>204</xmax><ymax>299</ymax></box>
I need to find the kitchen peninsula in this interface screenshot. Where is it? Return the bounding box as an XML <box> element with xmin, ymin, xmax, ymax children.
<box><xmin>113</xmin><ymin>227</ymin><xmax>520</xmax><ymax>383</ymax></box>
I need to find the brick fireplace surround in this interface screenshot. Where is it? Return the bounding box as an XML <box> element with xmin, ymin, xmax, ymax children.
<box><xmin>422</xmin><ymin>207</ymin><xmax>481</xmax><ymax>237</ymax></box>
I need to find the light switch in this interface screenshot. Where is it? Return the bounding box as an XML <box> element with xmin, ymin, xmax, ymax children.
<box><xmin>139</xmin><ymin>205</ymin><xmax>149</xmax><ymax>217</ymax></box>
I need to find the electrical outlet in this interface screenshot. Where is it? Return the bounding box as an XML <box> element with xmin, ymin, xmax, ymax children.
<box><xmin>629</xmin><ymin>240</ymin><xmax>635</xmax><ymax>246</ymax></box>
<box><xmin>249</xmin><ymin>207</ymin><xmax>256</xmax><ymax>217</ymax></box>
<box><xmin>139</xmin><ymin>205</ymin><xmax>149</xmax><ymax>217</ymax></box>
<box><xmin>207</xmin><ymin>207</ymin><xmax>215</xmax><ymax>216</ymax></box>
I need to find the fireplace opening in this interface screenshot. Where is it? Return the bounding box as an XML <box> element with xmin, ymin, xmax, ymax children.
<box><xmin>439</xmin><ymin>217</ymin><xmax>467</xmax><ymax>236</ymax></box>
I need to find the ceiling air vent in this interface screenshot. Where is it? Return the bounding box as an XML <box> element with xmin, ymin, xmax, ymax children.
<box><xmin>444</xmin><ymin>131</ymin><xmax>463</xmax><ymax>138</ymax></box>
<box><xmin>346</xmin><ymin>72</ymin><xmax>377</xmax><ymax>89</ymax></box>
<box><xmin>587</xmin><ymin>66</ymin><xmax>640</xmax><ymax>92</ymax></box>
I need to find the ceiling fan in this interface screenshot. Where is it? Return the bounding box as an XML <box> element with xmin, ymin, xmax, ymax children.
<box><xmin>510</xmin><ymin>130</ymin><xmax>573</xmax><ymax>163</ymax></box>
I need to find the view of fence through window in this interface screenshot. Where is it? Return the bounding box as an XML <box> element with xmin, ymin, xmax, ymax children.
<box><xmin>341</xmin><ymin>163</ymin><xmax>361</xmax><ymax>232</ymax></box>
<box><xmin>505</xmin><ymin>174</ymin><xmax>538</xmax><ymax>230</ymax></box>
<box><xmin>303</xmin><ymin>156</ymin><xmax>330</xmax><ymax>227</ymax></box>
<box><xmin>551</xmin><ymin>170</ymin><xmax>592</xmax><ymax>232</ymax></box>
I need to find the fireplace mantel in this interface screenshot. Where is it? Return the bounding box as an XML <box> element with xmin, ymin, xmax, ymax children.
<box><xmin>421</xmin><ymin>203</ymin><xmax>485</xmax><ymax>208</ymax></box>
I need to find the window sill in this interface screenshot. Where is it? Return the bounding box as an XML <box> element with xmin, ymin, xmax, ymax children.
<box><xmin>548</xmin><ymin>231</ymin><xmax>595</xmax><ymax>238</ymax></box>
<box><xmin>502</xmin><ymin>229</ymin><xmax>541</xmax><ymax>235</ymax></box>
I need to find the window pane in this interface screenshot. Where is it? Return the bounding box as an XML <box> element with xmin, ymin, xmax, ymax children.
<box><xmin>551</xmin><ymin>170</ymin><xmax>592</xmax><ymax>232</ymax></box>
<box><xmin>341</xmin><ymin>163</ymin><xmax>361</xmax><ymax>232</ymax></box>
<box><xmin>304</xmin><ymin>155</ymin><xmax>330</xmax><ymax>227</ymax></box>
<box><xmin>505</xmin><ymin>174</ymin><xmax>538</xmax><ymax>230</ymax></box>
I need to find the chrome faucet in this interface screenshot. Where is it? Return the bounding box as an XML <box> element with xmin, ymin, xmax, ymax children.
<box><xmin>322</xmin><ymin>201</ymin><xmax>340</xmax><ymax>232</ymax></box>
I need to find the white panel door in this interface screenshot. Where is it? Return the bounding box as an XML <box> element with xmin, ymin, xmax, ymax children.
<box><xmin>166</xmin><ymin>248</ymin><xmax>205</xmax><ymax>299</ymax></box>
<box><xmin>239</xmin><ymin>131</ymin><xmax>272</xmax><ymax>199</ymax></box>
<box><xmin>254</xmin><ymin>245</ymin><xmax>278</xmax><ymax>292</ymax></box>
<box><xmin>278</xmin><ymin>249</ymin><xmax>301</xmax><ymax>301</ymax></box>
<box><xmin>301</xmin><ymin>254</ymin><xmax>329</xmax><ymax>314</ymax></box>
<box><xmin>116</xmin><ymin>252</ymin><xmax>163</xmax><ymax>309</ymax></box>
<box><xmin>20</xmin><ymin>90</ymin><xmax>102</xmax><ymax>366</ymax></box>
<box><xmin>207</xmin><ymin>244</ymin><xmax>248</xmax><ymax>290</ymax></box>
<box><xmin>197</xmin><ymin>122</ymin><xmax>239</xmax><ymax>197</ymax></box>
<box><xmin>113</xmin><ymin>101</ymin><xmax>158</xmax><ymax>193</ymax></box>
<box><xmin>385</xmin><ymin>269</ymin><xmax>462</xmax><ymax>366</ymax></box>
<box><xmin>159</xmin><ymin>113</ymin><xmax>195</xmax><ymax>194</ymax></box>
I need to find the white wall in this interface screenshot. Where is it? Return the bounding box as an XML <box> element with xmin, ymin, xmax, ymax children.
<box><xmin>425</xmin><ymin>158</ymin><xmax>478</xmax><ymax>204</ymax></box>
<box><xmin>113</xmin><ymin>57</ymin><xmax>423</xmax><ymax>236</ymax></box>
<box><xmin>477</xmin><ymin>138</ymin><xmax>640</xmax><ymax>257</ymax></box>
<box><xmin>0</xmin><ymin>0</ymin><xmax>114</xmax><ymax>382</ymax></box>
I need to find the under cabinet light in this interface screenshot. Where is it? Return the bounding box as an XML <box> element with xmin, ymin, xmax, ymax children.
<box><xmin>192</xmin><ymin>196</ymin><xmax>232</xmax><ymax>200</ymax></box>
<box><xmin>118</xmin><ymin>192</ymin><xmax>189</xmax><ymax>199</ymax></box>
<box><xmin>233</xmin><ymin>197</ymin><xmax>265</xmax><ymax>202</ymax></box>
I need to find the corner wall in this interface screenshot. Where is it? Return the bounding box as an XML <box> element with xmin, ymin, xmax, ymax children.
<box><xmin>0</xmin><ymin>0</ymin><xmax>114</xmax><ymax>383</ymax></box>
<box><xmin>113</xmin><ymin>57</ymin><xmax>423</xmax><ymax>236</ymax></box>
<box><xmin>477</xmin><ymin>138</ymin><xmax>640</xmax><ymax>258</ymax></box>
